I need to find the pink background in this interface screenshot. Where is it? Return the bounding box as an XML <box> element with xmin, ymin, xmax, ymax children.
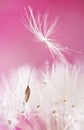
<box><xmin>0</xmin><ymin>0</ymin><xmax>84</xmax><ymax>74</ymax></box>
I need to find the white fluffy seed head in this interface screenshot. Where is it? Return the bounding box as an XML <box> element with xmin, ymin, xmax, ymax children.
<box><xmin>0</xmin><ymin>64</ymin><xmax>84</xmax><ymax>129</ymax></box>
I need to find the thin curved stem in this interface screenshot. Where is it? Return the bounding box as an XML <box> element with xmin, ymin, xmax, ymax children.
<box><xmin>27</xmin><ymin>43</ymin><xmax>44</xmax><ymax>86</ymax></box>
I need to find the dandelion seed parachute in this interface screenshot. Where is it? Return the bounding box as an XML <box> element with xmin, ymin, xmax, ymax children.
<box><xmin>21</xmin><ymin>6</ymin><xmax>81</xmax><ymax>64</ymax></box>
<box><xmin>0</xmin><ymin>64</ymin><xmax>84</xmax><ymax>130</ymax></box>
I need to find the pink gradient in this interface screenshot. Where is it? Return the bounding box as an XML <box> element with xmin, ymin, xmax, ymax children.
<box><xmin>0</xmin><ymin>0</ymin><xmax>84</xmax><ymax>74</ymax></box>
<box><xmin>16</xmin><ymin>114</ymin><xmax>47</xmax><ymax>130</ymax></box>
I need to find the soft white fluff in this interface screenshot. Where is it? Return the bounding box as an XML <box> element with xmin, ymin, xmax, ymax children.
<box><xmin>0</xmin><ymin>64</ymin><xmax>84</xmax><ymax>129</ymax></box>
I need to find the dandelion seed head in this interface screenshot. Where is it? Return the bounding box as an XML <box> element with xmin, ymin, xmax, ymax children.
<box><xmin>0</xmin><ymin>64</ymin><xmax>84</xmax><ymax>129</ymax></box>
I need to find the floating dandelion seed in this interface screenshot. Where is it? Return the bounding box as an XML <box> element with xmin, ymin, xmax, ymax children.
<box><xmin>21</xmin><ymin>6</ymin><xmax>81</xmax><ymax>86</ymax></box>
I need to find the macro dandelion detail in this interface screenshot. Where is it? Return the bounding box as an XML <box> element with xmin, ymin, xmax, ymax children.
<box><xmin>0</xmin><ymin>2</ymin><xmax>83</xmax><ymax>130</ymax></box>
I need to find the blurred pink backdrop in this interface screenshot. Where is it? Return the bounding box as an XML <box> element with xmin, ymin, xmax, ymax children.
<box><xmin>0</xmin><ymin>0</ymin><xmax>84</xmax><ymax>74</ymax></box>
